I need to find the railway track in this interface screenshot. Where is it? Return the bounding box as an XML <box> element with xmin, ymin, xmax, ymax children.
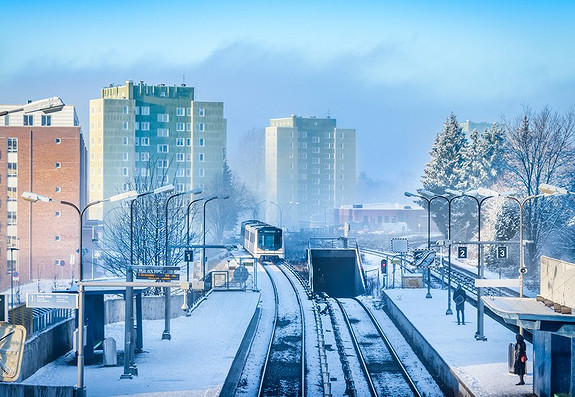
<box><xmin>333</xmin><ymin>297</ymin><xmax>421</xmax><ymax>397</ymax></box>
<box><xmin>258</xmin><ymin>261</ymin><xmax>306</xmax><ymax>396</ymax></box>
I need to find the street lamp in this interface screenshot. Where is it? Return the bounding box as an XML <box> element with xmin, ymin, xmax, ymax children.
<box><xmin>162</xmin><ymin>187</ymin><xmax>201</xmax><ymax>340</ymax></box>
<box><xmin>252</xmin><ymin>200</ymin><xmax>266</xmax><ymax>219</ymax></box>
<box><xmin>269</xmin><ymin>200</ymin><xmax>297</xmax><ymax>228</ymax></box>
<box><xmin>124</xmin><ymin>184</ymin><xmax>174</xmax><ymax>378</ymax></box>
<box><xmin>0</xmin><ymin>97</ymin><xmax>65</xmax><ymax>117</ymax></box>
<box><xmin>447</xmin><ymin>188</ymin><xmax>495</xmax><ymax>341</ymax></box>
<box><xmin>201</xmin><ymin>195</ymin><xmax>229</xmax><ymax>281</ymax></box>
<box><xmin>186</xmin><ymin>196</ymin><xmax>204</xmax><ymax>279</ymax></box>
<box><xmin>21</xmin><ymin>189</ymin><xmax>138</xmax><ymax>396</ymax></box>
<box><xmin>477</xmin><ymin>186</ymin><xmax>561</xmax><ymax>300</ymax></box>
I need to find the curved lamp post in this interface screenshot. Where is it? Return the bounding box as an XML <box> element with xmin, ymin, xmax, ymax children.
<box><xmin>404</xmin><ymin>191</ymin><xmax>450</xmax><ymax>299</ymax></box>
<box><xmin>162</xmin><ymin>187</ymin><xmax>201</xmax><ymax>340</ymax></box>
<box><xmin>201</xmin><ymin>195</ymin><xmax>230</xmax><ymax>280</ymax></box>
<box><xmin>186</xmin><ymin>196</ymin><xmax>205</xmax><ymax>280</ymax></box>
<box><xmin>124</xmin><ymin>184</ymin><xmax>174</xmax><ymax>376</ymax></box>
<box><xmin>21</xmin><ymin>189</ymin><xmax>138</xmax><ymax>395</ymax></box>
<box><xmin>447</xmin><ymin>188</ymin><xmax>495</xmax><ymax>341</ymax></box>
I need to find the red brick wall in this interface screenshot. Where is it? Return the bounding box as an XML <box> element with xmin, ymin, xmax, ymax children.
<box><xmin>0</xmin><ymin>126</ymin><xmax>83</xmax><ymax>290</ymax></box>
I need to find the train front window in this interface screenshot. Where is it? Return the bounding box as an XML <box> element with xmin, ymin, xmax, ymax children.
<box><xmin>258</xmin><ymin>229</ymin><xmax>282</xmax><ymax>250</ymax></box>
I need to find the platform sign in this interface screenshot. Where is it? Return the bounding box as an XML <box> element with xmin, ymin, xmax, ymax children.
<box><xmin>413</xmin><ymin>250</ymin><xmax>436</xmax><ymax>267</ymax></box>
<box><xmin>184</xmin><ymin>250</ymin><xmax>193</xmax><ymax>262</ymax></box>
<box><xmin>457</xmin><ymin>246</ymin><xmax>468</xmax><ymax>259</ymax></box>
<box><xmin>136</xmin><ymin>272</ymin><xmax>180</xmax><ymax>281</ymax></box>
<box><xmin>233</xmin><ymin>266</ymin><xmax>249</xmax><ymax>283</ymax></box>
<box><xmin>26</xmin><ymin>293</ymin><xmax>78</xmax><ymax>309</ymax></box>
<box><xmin>497</xmin><ymin>246</ymin><xmax>508</xmax><ymax>259</ymax></box>
<box><xmin>391</xmin><ymin>238</ymin><xmax>408</xmax><ymax>253</ymax></box>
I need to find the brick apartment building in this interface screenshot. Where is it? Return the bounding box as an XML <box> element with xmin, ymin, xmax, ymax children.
<box><xmin>0</xmin><ymin>103</ymin><xmax>86</xmax><ymax>293</ymax></box>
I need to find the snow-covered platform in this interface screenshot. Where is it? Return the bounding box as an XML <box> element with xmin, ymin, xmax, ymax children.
<box><xmin>22</xmin><ymin>290</ymin><xmax>260</xmax><ymax>396</ymax></box>
<box><xmin>381</xmin><ymin>288</ymin><xmax>534</xmax><ymax>397</ymax></box>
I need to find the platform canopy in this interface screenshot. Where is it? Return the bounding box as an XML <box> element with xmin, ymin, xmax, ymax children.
<box><xmin>483</xmin><ymin>296</ymin><xmax>575</xmax><ymax>337</ymax></box>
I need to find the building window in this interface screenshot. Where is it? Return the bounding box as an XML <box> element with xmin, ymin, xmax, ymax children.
<box><xmin>176</xmin><ymin>138</ymin><xmax>184</xmax><ymax>146</ymax></box>
<box><xmin>176</xmin><ymin>153</ymin><xmax>185</xmax><ymax>162</ymax></box>
<box><xmin>199</xmin><ymin>108</ymin><xmax>205</xmax><ymax>117</ymax></box>
<box><xmin>123</xmin><ymin>136</ymin><xmax>129</xmax><ymax>145</ymax></box>
<box><xmin>122</xmin><ymin>167</ymin><xmax>129</xmax><ymax>176</ymax></box>
<box><xmin>199</xmin><ymin>168</ymin><xmax>205</xmax><ymax>177</ymax></box>
<box><xmin>3</xmin><ymin>115</ymin><xmax>9</xmax><ymax>126</ymax></box>
<box><xmin>199</xmin><ymin>123</ymin><xmax>205</xmax><ymax>132</ymax></box>
<box><xmin>176</xmin><ymin>107</ymin><xmax>185</xmax><ymax>116</ymax></box>
<box><xmin>157</xmin><ymin>144</ymin><xmax>169</xmax><ymax>153</ymax></box>
<box><xmin>176</xmin><ymin>123</ymin><xmax>185</xmax><ymax>132</ymax></box>
<box><xmin>157</xmin><ymin>128</ymin><xmax>169</xmax><ymax>137</ymax></box>
<box><xmin>312</xmin><ymin>136</ymin><xmax>320</xmax><ymax>143</ymax></box>
<box><xmin>186</xmin><ymin>123</ymin><xmax>191</xmax><ymax>131</ymax></box>
<box><xmin>23</xmin><ymin>115</ymin><xmax>33</xmax><ymax>126</ymax></box>
<box><xmin>176</xmin><ymin>168</ymin><xmax>185</xmax><ymax>177</ymax></box>
<box><xmin>186</xmin><ymin>138</ymin><xmax>191</xmax><ymax>146</ymax></box>
<box><xmin>199</xmin><ymin>153</ymin><xmax>204</xmax><ymax>162</ymax></box>
<box><xmin>141</xmin><ymin>106</ymin><xmax>150</xmax><ymax>115</ymax></box>
<box><xmin>141</xmin><ymin>137</ymin><xmax>150</xmax><ymax>146</ymax></box>
<box><xmin>157</xmin><ymin>160</ymin><xmax>169</xmax><ymax>168</ymax></box>
<box><xmin>141</xmin><ymin>122</ymin><xmax>150</xmax><ymax>131</ymax></box>
<box><xmin>157</xmin><ymin>114</ymin><xmax>169</xmax><ymax>122</ymax></box>
<box><xmin>55</xmin><ymin>211</ymin><xmax>61</xmax><ymax>217</ymax></box>
<box><xmin>55</xmin><ymin>162</ymin><xmax>61</xmax><ymax>168</ymax></box>
<box><xmin>41</xmin><ymin>115</ymin><xmax>52</xmax><ymax>126</ymax></box>
<box><xmin>299</xmin><ymin>142</ymin><xmax>307</xmax><ymax>149</ymax></box>
<box><xmin>186</xmin><ymin>154</ymin><xmax>191</xmax><ymax>162</ymax></box>
<box><xmin>122</xmin><ymin>121</ymin><xmax>129</xmax><ymax>130</ymax></box>
<box><xmin>141</xmin><ymin>152</ymin><xmax>149</xmax><ymax>161</ymax></box>
<box><xmin>135</xmin><ymin>137</ymin><xmax>140</xmax><ymax>146</ymax></box>
<box><xmin>199</xmin><ymin>138</ymin><xmax>205</xmax><ymax>147</ymax></box>
<box><xmin>123</xmin><ymin>106</ymin><xmax>129</xmax><ymax>114</ymax></box>
<box><xmin>55</xmin><ymin>138</ymin><xmax>61</xmax><ymax>144</ymax></box>
<box><xmin>123</xmin><ymin>152</ymin><xmax>129</xmax><ymax>161</ymax></box>
<box><xmin>55</xmin><ymin>186</ymin><xmax>61</xmax><ymax>193</ymax></box>
<box><xmin>186</xmin><ymin>107</ymin><xmax>191</xmax><ymax>116</ymax></box>
<box><xmin>135</xmin><ymin>106</ymin><xmax>140</xmax><ymax>115</ymax></box>
<box><xmin>55</xmin><ymin>235</ymin><xmax>60</xmax><ymax>241</ymax></box>
<box><xmin>312</xmin><ymin>147</ymin><xmax>320</xmax><ymax>154</ymax></box>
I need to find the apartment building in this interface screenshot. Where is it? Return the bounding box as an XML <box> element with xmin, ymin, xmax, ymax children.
<box><xmin>0</xmin><ymin>102</ymin><xmax>85</xmax><ymax>291</ymax></box>
<box><xmin>89</xmin><ymin>80</ymin><xmax>226</xmax><ymax>220</ymax></box>
<box><xmin>265</xmin><ymin>115</ymin><xmax>356</xmax><ymax>228</ymax></box>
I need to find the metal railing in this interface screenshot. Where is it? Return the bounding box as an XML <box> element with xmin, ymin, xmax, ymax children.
<box><xmin>8</xmin><ymin>304</ymin><xmax>74</xmax><ymax>338</ymax></box>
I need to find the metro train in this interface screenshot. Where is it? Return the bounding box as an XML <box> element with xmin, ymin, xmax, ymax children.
<box><xmin>241</xmin><ymin>220</ymin><xmax>284</xmax><ymax>259</ymax></box>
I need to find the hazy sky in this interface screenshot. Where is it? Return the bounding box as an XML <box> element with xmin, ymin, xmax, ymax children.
<box><xmin>1</xmin><ymin>1</ymin><xmax>574</xmax><ymax>201</ymax></box>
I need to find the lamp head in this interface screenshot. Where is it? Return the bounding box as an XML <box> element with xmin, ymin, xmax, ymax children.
<box><xmin>539</xmin><ymin>183</ymin><xmax>567</xmax><ymax>196</ymax></box>
<box><xmin>109</xmin><ymin>190</ymin><xmax>139</xmax><ymax>202</ymax></box>
<box><xmin>21</xmin><ymin>191</ymin><xmax>52</xmax><ymax>203</ymax></box>
<box><xmin>154</xmin><ymin>184</ymin><xmax>175</xmax><ymax>194</ymax></box>
<box><xmin>191</xmin><ymin>187</ymin><xmax>203</xmax><ymax>195</ymax></box>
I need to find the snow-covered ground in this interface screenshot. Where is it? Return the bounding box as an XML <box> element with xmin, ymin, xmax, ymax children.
<box><xmin>22</xmin><ymin>260</ymin><xmax>533</xmax><ymax>396</ymax></box>
<box><xmin>382</xmin><ymin>288</ymin><xmax>533</xmax><ymax>396</ymax></box>
<box><xmin>23</xmin><ymin>291</ymin><xmax>260</xmax><ymax>396</ymax></box>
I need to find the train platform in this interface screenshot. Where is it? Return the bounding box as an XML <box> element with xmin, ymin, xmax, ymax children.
<box><xmin>22</xmin><ymin>290</ymin><xmax>261</xmax><ymax>396</ymax></box>
<box><xmin>380</xmin><ymin>287</ymin><xmax>535</xmax><ymax>397</ymax></box>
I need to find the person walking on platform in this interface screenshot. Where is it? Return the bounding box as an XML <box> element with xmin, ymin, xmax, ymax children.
<box><xmin>514</xmin><ymin>333</ymin><xmax>527</xmax><ymax>385</ymax></box>
<box><xmin>453</xmin><ymin>284</ymin><xmax>467</xmax><ymax>325</ymax></box>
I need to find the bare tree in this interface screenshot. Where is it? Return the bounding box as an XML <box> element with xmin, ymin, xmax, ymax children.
<box><xmin>501</xmin><ymin>106</ymin><xmax>575</xmax><ymax>278</ymax></box>
<box><xmin>97</xmin><ymin>158</ymin><xmax>202</xmax><ymax>277</ymax></box>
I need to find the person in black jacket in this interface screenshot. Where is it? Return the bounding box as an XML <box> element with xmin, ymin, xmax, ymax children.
<box><xmin>453</xmin><ymin>284</ymin><xmax>467</xmax><ymax>325</ymax></box>
<box><xmin>514</xmin><ymin>333</ymin><xmax>527</xmax><ymax>385</ymax></box>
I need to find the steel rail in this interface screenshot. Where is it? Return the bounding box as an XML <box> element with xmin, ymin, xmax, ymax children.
<box><xmin>352</xmin><ymin>297</ymin><xmax>422</xmax><ymax>397</ymax></box>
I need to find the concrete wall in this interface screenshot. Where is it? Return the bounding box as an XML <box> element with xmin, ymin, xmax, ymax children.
<box><xmin>104</xmin><ymin>293</ymin><xmax>194</xmax><ymax>324</ymax></box>
<box><xmin>19</xmin><ymin>318</ymin><xmax>75</xmax><ymax>381</ymax></box>
<box><xmin>0</xmin><ymin>384</ymin><xmax>75</xmax><ymax>397</ymax></box>
<box><xmin>380</xmin><ymin>291</ymin><xmax>475</xmax><ymax>397</ymax></box>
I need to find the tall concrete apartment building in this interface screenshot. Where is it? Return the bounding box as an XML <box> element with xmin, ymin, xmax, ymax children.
<box><xmin>0</xmin><ymin>102</ymin><xmax>85</xmax><ymax>292</ymax></box>
<box><xmin>89</xmin><ymin>80</ymin><xmax>226</xmax><ymax>219</ymax></box>
<box><xmin>265</xmin><ymin>115</ymin><xmax>356</xmax><ymax>228</ymax></box>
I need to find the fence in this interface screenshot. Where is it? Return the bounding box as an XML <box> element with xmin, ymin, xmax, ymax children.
<box><xmin>8</xmin><ymin>304</ymin><xmax>74</xmax><ymax>339</ymax></box>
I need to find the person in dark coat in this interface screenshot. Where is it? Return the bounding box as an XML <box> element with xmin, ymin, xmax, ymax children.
<box><xmin>514</xmin><ymin>333</ymin><xmax>527</xmax><ymax>385</ymax></box>
<box><xmin>453</xmin><ymin>284</ymin><xmax>467</xmax><ymax>325</ymax></box>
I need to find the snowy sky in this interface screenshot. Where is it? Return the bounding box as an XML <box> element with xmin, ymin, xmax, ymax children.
<box><xmin>1</xmin><ymin>1</ymin><xmax>575</xmax><ymax>200</ymax></box>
